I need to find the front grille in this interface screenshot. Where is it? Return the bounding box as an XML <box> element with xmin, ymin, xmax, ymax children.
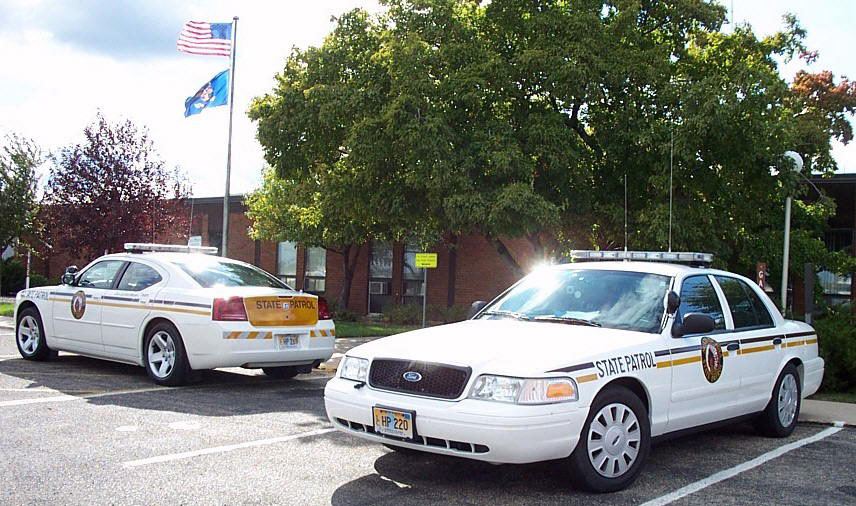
<box><xmin>368</xmin><ymin>359</ymin><xmax>471</xmax><ymax>399</ymax></box>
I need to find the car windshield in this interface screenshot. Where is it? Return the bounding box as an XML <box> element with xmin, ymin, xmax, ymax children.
<box><xmin>172</xmin><ymin>259</ymin><xmax>288</xmax><ymax>289</ymax></box>
<box><xmin>478</xmin><ymin>269</ymin><xmax>671</xmax><ymax>333</ymax></box>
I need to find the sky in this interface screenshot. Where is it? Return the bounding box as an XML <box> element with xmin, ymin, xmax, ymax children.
<box><xmin>0</xmin><ymin>0</ymin><xmax>853</xmax><ymax>198</ymax></box>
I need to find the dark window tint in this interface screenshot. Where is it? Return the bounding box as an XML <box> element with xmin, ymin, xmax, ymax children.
<box><xmin>173</xmin><ymin>259</ymin><xmax>286</xmax><ymax>289</ymax></box>
<box><xmin>715</xmin><ymin>276</ymin><xmax>774</xmax><ymax>329</ymax></box>
<box><xmin>118</xmin><ymin>263</ymin><xmax>162</xmax><ymax>291</ymax></box>
<box><xmin>78</xmin><ymin>260</ymin><xmax>126</xmax><ymax>289</ymax></box>
<box><xmin>678</xmin><ymin>275</ymin><xmax>725</xmax><ymax>331</ymax></box>
<box><xmin>743</xmin><ymin>280</ymin><xmax>774</xmax><ymax>327</ymax></box>
<box><xmin>715</xmin><ymin>276</ymin><xmax>758</xmax><ymax>328</ymax></box>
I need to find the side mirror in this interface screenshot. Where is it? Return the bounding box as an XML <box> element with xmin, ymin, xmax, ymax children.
<box><xmin>672</xmin><ymin>313</ymin><xmax>715</xmax><ymax>338</ymax></box>
<box><xmin>467</xmin><ymin>301</ymin><xmax>488</xmax><ymax>319</ymax></box>
<box><xmin>62</xmin><ymin>265</ymin><xmax>78</xmax><ymax>285</ymax></box>
<box><xmin>666</xmin><ymin>291</ymin><xmax>680</xmax><ymax>315</ymax></box>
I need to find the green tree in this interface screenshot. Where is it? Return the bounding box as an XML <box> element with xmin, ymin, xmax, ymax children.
<box><xmin>246</xmin><ymin>169</ymin><xmax>382</xmax><ymax>307</ymax></box>
<box><xmin>250</xmin><ymin>1</ymin><xmax>854</xmax><ymax>288</ymax></box>
<box><xmin>0</xmin><ymin>134</ymin><xmax>42</xmax><ymax>295</ymax></box>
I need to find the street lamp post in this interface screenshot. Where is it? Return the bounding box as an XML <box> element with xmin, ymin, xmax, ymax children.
<box><xmin>781</xmin><ymin>151</ymin><xmax>804</xmax><ymax>310</ymax></box>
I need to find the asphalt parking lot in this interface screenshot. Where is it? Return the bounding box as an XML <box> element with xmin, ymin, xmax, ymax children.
<box><xmin>1</xmin><ymin>325</ymin><xmax>855</xmax><ymax>505</ymax></box>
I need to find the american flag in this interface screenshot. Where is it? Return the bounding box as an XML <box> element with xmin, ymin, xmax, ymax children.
<box><xmin>177</xmin><ymin>21</ymin><xmax>232</xmax><ymax>57</ymax></box>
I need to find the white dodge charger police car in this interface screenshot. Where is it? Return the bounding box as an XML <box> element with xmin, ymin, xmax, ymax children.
<box><xmin>324</xmin><ymin>251</ymin><xmax>823</xmax><ymax>492</ymax></box>
<box><xmin>14</xmin><ymin>243</ymin><xmax>336</xmax><ymax>385</ymax></box>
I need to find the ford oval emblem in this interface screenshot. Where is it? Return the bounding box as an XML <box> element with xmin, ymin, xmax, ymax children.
<box><xmin>403</xmin><ymin>371</ymin><xmax>422</xmax><ymax>382</ymax></box>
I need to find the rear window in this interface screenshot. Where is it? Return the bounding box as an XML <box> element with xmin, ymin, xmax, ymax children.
<box><xmin>173</xmin><ymin>259</ymin><xmax>288</xmax><ymax>289</ymax></box>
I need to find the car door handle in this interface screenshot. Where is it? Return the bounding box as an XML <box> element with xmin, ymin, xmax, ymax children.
<box><xmin>773</xmin><ymin>338</ymin><xmax>782</xmax><ymax>346</ymax></box>
<box><xmin>726</xmin><ymin>343</ymin><xmax>739</xmax><ymax>351</ymax></box>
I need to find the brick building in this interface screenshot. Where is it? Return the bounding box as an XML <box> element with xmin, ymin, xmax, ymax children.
<box><xmin>810</xmin><ymin>173</ymin><xmax>856</xmax><ymax>306</ymax></box>
<box><xmin>186</xmin><ymin>196</ymin><xmax>539</xmax><ymax>313</ymax></box>
<box><xmin>35</xmin><ymin>195</ymin><xmax>538</xmax><ymax>313</ymax></box>
<box><xmin>32</xmin><ymin>174</ymin><xmax>856</xmax><ymax>312</ymax></box>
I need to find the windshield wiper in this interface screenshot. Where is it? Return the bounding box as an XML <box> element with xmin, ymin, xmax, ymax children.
<box><xmin>479</xmin><ymin>310</ymin><xmax>531</xmax><ymax>321</ymax></box>
<box><xmin>531</xmin><ymin>315</ymin><xmax>602</xmax><ymax>327</ymax></box>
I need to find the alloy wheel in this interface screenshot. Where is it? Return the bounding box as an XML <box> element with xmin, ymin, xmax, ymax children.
<box><xmin>148</xmin><ymin>331</ymin><xmax>176</xmax><ymax>379</ymax></box>
<box><xmin>17</xmin><ymin>315</ymin><xmax>40</xmax><ymax>356</ymax></box>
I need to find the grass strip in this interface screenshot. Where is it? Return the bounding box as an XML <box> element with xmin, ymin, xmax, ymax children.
<box><xmin>335</xmin><ymin>321</ymin><xmax>420</xmax><ymax>338</ymax></box>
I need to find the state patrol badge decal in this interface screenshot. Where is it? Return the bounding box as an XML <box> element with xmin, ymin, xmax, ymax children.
<box><xmin>701</xmin><ymin>337</ymin><xmax>723</xmax><ymax>383</ymax></box>
<box><xmin>71</xmin><ymin>291</ymin><xmax>87</xmax><ymax>320</ymax></box>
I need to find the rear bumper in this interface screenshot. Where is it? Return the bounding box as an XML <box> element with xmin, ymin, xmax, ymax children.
<box><xmin>181</xmin><ymin>321</ymin><xmax>335</xmax><ymax>370</ymax></box>
<box><xmin>324</xmin><ymin>376</ymin><xmax>584</xmax><ymax>464</ymax></box>
<box><xmin>802</xmin><ymin>356</ymin><xmax>824</xmax><ymax>398</ymax></box>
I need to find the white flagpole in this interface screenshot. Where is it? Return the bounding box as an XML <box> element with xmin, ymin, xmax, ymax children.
<box><xmin>221</xmin><ymin>16</ymin><xmax>238</xmax><ymax>257</ymax></box>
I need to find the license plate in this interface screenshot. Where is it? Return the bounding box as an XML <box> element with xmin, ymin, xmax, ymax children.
<box><xmin>275</xmin><ymin>334</ymin><xmax>299</xmax><ymax>350</ymax></box>
<box><xmin>373</xmin><ymin>407</ymin><xmax>414</xmax><ymax>439</ymax></box>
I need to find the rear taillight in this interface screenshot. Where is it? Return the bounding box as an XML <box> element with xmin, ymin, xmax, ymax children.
<box><xmin>212</xmin><ymin>296</ymin><xmax>248</xmax><ymax>321</ymax></box>
<box><xmin>318</xmin><ymin>296</ymin><xmax>333</xmax><ymax>320</ymax></box>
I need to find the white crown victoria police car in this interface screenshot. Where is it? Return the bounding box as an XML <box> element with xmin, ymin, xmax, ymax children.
<box><xmin>324</xmin><ymin>251</ymin><xmax>823</xmax><ymax>492</ymax></box>
<box><xmin>14</xmin><ymin>243</ymin><xmax>336</xmax><ymax>386</ymax></box>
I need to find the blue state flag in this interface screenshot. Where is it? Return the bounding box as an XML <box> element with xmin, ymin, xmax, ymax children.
<box><xmin>184</xmin><ymin>69</ymin><xmax>229</xmax><ymax>117</ymax></box>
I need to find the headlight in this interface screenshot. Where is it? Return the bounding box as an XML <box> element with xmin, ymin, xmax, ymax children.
<box><xmin>469</xmin><ymin>375</ymin><xmax>578</xmax><ymax>404</ymax></box>
<box><xmin>340</xmin><ymin>356</ymin><xmax>369</xmax><ymax>382</ymax></box>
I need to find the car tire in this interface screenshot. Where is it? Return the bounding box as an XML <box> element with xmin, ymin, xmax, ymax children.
<box><xmin>16</xmin><ymin>307</ymin><xmax>55</xmax><ymax>361</ymax></box>
<box><xmin>755</xmin><ymin>363</ymin><xmax>801</xmax><ymax>438</ymax></box>
<box><xmin>567</xmin><ymin>386</ymin><xmax>650</xmax><ymax>493</ymax></box>
<box><xmin>143</xmin><ymin>321</ymin><xmax>190</xmax><ymax>386</ymax></box>
<box><xmin>262</xmin><ymin>366</ymin><xmax>300</xmax><ymax>379</ymax></box>
<box><xmin>383</xmin><ymin>443</ymin><xmax>423</xmax><ymax>455</ymax></box>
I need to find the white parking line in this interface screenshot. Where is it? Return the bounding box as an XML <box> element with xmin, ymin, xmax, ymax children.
<box><xmin>0</xmin><ymin>386</ymin><xmax>173</xmax><ymax>407</ymax></box>
<box><xmin>639</xmin><ymin>426</ymin><xmax>842</xmax><ymax>506</ymax></box>
<box><xmin>122</xmin><ymin>427</ymin><xmax>337</xmax><ymax>467</ymax></box>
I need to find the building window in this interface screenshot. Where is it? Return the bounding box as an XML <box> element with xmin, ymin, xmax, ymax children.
<box><xmin>820</xmin><ymin>228</ymin><xmax>853</xmax><ymax>304</ymax></box>
<box><xmin>369</xmin><ymin>241</ymin><xmax>393</xmax><ymax>313</ymax></box>
<box><xmin>277</xmin><ymin>241</ymin><xmax>297</xmax><ymax>287</ymax></box>
<box><xmin>402</xmin><ymin>242</ymin><xmax>425</xmax><ymax>305</ymax></box>
<box><xmin>304</xmin><ymin>247</ymin><xmax>326</xmax><ymax>293</ymax></box>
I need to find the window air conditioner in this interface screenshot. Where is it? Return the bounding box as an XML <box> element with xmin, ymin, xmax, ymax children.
<box><xmin>369</xmin><ymin>281</ymin><xmax>388</xmax><ymax>295</ymax></box>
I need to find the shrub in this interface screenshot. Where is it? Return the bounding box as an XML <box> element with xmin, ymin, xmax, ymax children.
<box><xmin>813</xmin><ymin>305</ymin><xmax>856</xmax><ymax>393</ymax></box>
<box><xmin>29</xmin><ymin>273</ymin><xmax>59</xmax><ymax>288</ymax></box>
<box><xmin>384</xmin><ymin>303</ymin><xmax>422</xmax><ymax>325</ymax></box>
<box><xmin>328</xmin><ymin>299</ymin><xmax>361</xmax><ymax>322</ymax></box>
<box><xmin>428</xmin><ymin>303</ymin><xmax>469</xmax><ymax>323</ymax></box>
<box><xmin>0</xmin><ymin>259</ymin><xmax>26</xmax><ymax>296</ymax></box>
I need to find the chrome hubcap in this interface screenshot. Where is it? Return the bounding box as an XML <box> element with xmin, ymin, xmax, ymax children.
<box><xmin>17</xmin><ymin>316</ymin><xmax>40</xmax><ymax>355</ymax></box>
<box><xmin>778</xmin><ymin>373</ymin><xmax>798</xmax><ymax>428</ymax></box>
<box><xmin>587</xmin><ymin>403</ymin><xmax>641</xmax><ymax>478</ymax></box>
<box><xmin>148</xmin><ymin>331</ymin><xmax>176</xmax><ymax>378</ymax></box>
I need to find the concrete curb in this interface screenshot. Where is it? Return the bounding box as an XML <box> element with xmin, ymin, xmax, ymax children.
<box><xmin>799</xmin><ymin>399</ymin><xmax>856</xmax><ymax>427</ymax></box>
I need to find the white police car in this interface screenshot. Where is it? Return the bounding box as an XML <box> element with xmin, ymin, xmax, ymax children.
<box><xmin>14</xmin><ymin>243</ymin><xmax>336</xmax><ymax>385</ymax></box>
<box><xmin>324</xmin><ymin>251</ymin><xmax>823</xmax><ymax>492</ymax></box>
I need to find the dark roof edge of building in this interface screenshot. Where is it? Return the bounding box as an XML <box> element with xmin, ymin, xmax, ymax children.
<box><xmin>189</xmin><ymin>194</ymin><xmax>246</xmax><ymax>205</ymax></box>
<box><xmin>810</xmin><ymin>173</ymin><xmax>856</xmax><ymax>185</ymax></box>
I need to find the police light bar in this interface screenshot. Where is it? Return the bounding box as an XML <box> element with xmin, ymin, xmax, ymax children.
<box><xmin>570</xmin><ymin>250</ymin><xmax>713</xmax><ymax>264</ymax></box>
<box><xmin>124</xmin><ymin>243</ymin><xmax>219</xmax><ymax>255</ymax></box>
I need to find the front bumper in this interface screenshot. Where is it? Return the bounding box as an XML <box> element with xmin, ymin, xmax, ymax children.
<box><xmin>324</xmin><ymin>376</ymin><xmax>585</xmax><ymax>464</ymax></box>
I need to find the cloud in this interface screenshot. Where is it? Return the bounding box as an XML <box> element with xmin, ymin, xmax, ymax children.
<box><xmin>0</xmin><ymin>0</ymin><xmax>190</xmax><ymax>59</ymax></box>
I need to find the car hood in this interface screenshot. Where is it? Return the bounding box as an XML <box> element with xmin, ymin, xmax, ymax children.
<box><xmin>348</xmin><ymin>319</ymin><xmax>661</xmax><ymax>376</ymax></box>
